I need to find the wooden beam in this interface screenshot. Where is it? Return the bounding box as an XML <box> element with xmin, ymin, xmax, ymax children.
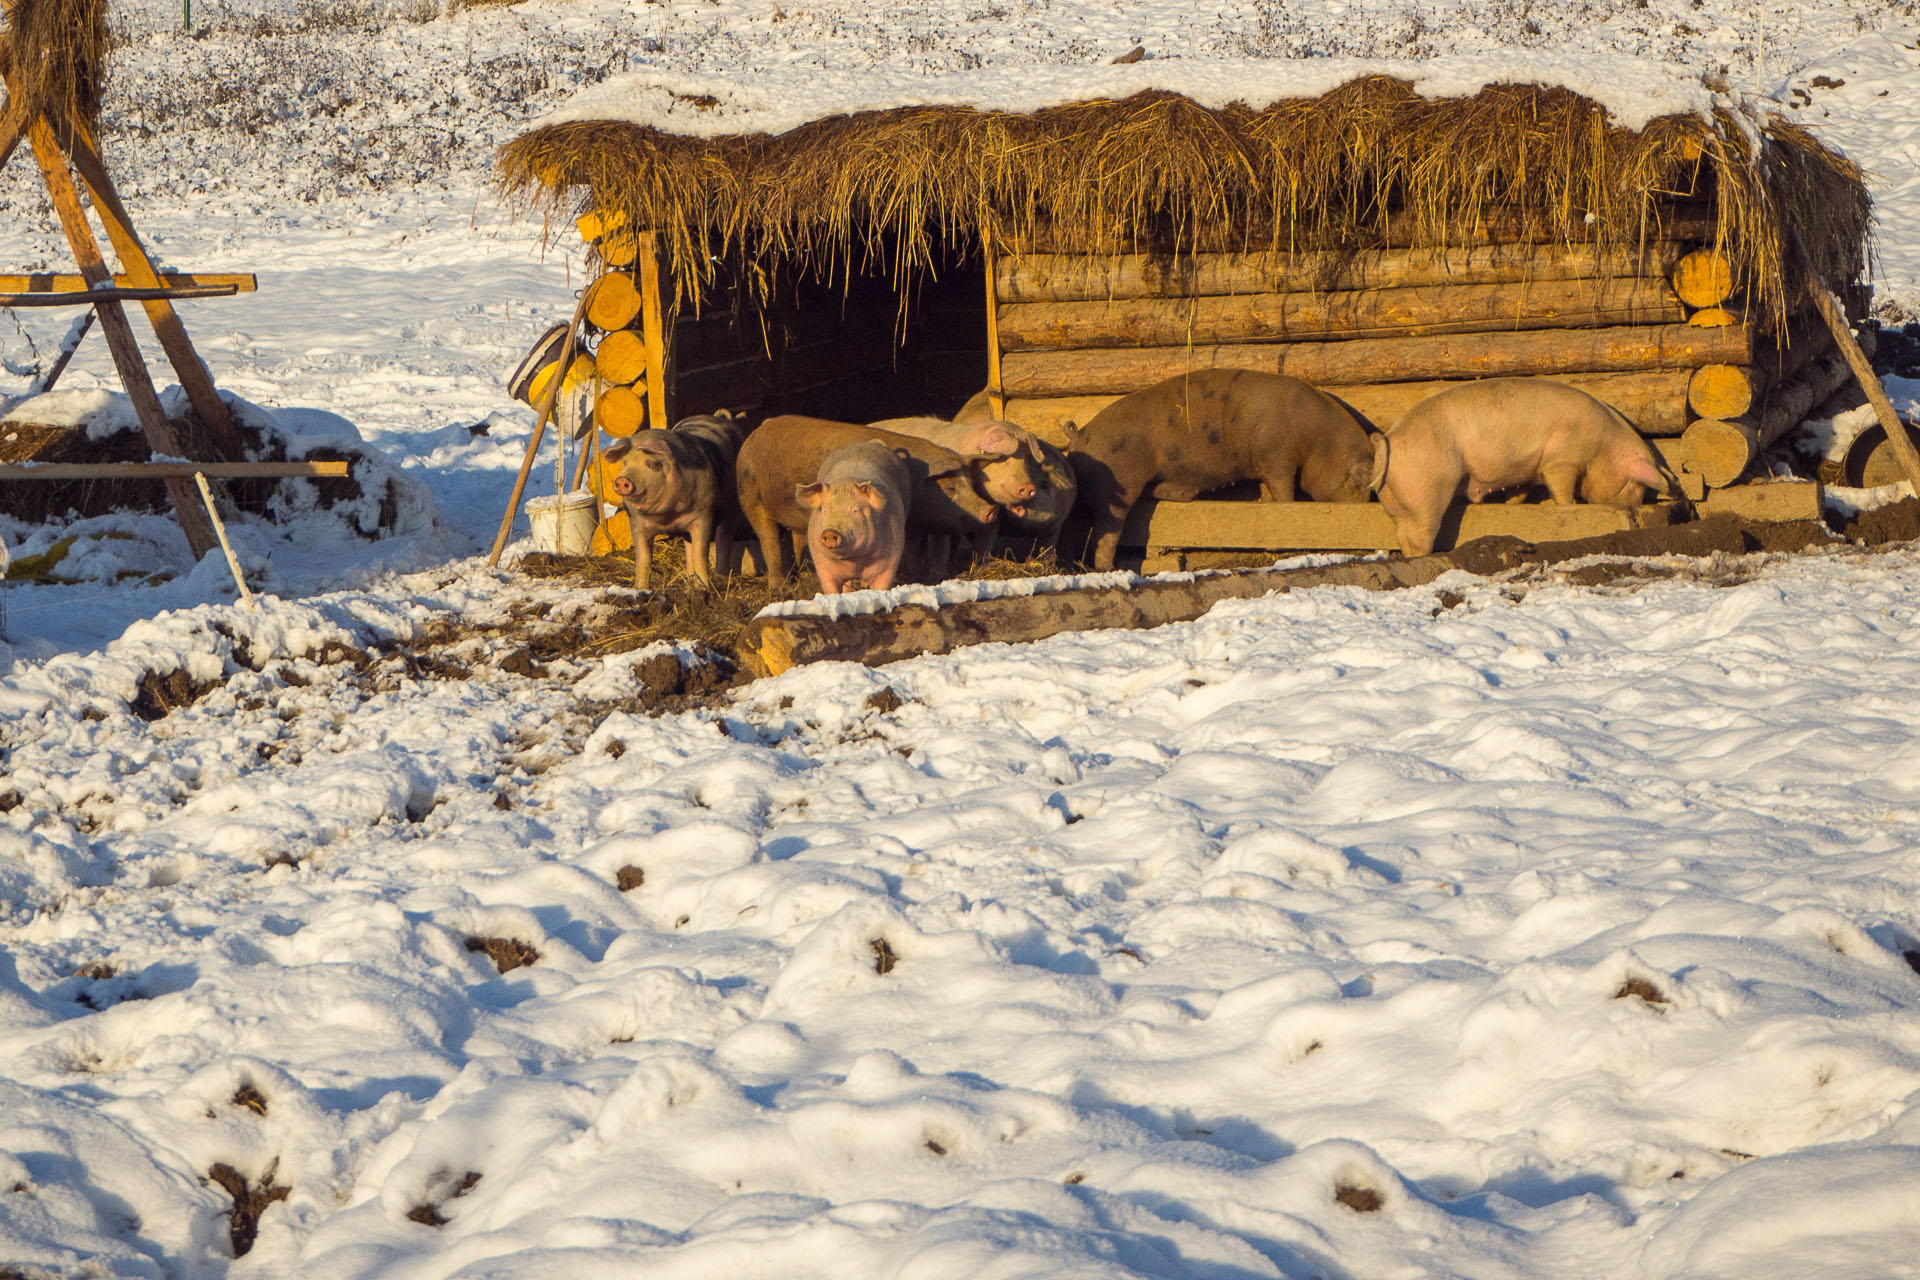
<box><xmin>26</xmin><ymin>117</ymin><xmax>219</xmax><ymax>559</ymax></box>
<box><xmin>1795</xmin><ymin>230</ymin><xmax>1920</xmax><ymax>495</ymax></box>
<box><xmin>997</xmin><ymin>277</ymin><xmax>1687</xmax><ymax>352</ymax></box>
<box><xmin>0</xmin><ymin>460</ymin><xmax>352</xmax><ymax>480</ymax></box>
<box><xmin>0</xmin><ymin>96</ymin><xmax>27</xmax><ymax>173</ymax></box>
<box><xmin>1116</xmin><ymin>497</ymin><xmax>1665</xmax><ymax>552</ymax></box>
<box><xmin>0</xmin><ymin>272</ymin><xmax>256</xmax><ymax>293</ymax></box>
<box><xmin>0</xmin><ymin>283</ymin><xmax>240</xmax><ymax>305</ymax></box>
<box><xmin>56</xmin><ymin>115</ymin><xmax>246</xmax><ymax>458</ymax></box>
<box><xmin>997</xmin><ymin>242</ymin><xmax>1696</xmax><ymax>304</ymax></box>
<box><xmin>637</xmin><ymin>231</ymin><xmax>672</xmax><ymax>433</ymax></box>
<box><xmin>1000</xmin><ymin>321</ymin><xmax>1756</xmax><ymax>397</ymax></box>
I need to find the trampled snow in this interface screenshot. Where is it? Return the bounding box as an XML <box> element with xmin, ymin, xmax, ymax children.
<box><xmin>4</xmin><ymin>0</ymin><xmax>1920</xmax><ymax>1276</ymax></box>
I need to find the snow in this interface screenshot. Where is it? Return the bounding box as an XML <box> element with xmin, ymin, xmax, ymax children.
<box><xmin>4</xmin><ymin>0</ymin><xmax>1920</xmax><ymax>1276</ymax></box>
<box><xmin>537</xmin><ymin>51</ymin><xmax>1724</xmax><ymax>139</ymax></box>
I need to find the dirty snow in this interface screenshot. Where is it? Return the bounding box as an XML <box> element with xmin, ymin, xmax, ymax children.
<box><xmin>5</xmin><ymin>0</ymin><xmax>1920</xmax><ymax>1276</ymax></box>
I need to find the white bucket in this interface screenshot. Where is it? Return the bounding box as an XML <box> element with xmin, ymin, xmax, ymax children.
<box><xmin>526</xmin><ymin>490</ymin><xmax>601</xmax><ymax>555</ymax></box>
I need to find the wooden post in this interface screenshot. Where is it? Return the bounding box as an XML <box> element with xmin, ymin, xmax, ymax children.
<box><xmin>57</xmin><ymin>116</ymin><xmax>246</xmax><ymax>460</ymax></box>
<box><xmin>637</xmin><ymin>231</ymin><xmax>672</xmax><ymax>433</ymax></box>
<box><xmin>25</xmin><ymin>118</ymin><xmax>219</xmax><ymax>559</ymax></box>
<box><xmin>0</xmin><ymin>98</ymin><xmax>26</xmax><ymax>173</ymax></box>
<box><xmin>1794</xmin><ymin>229</ymin><xmax>1920</xmax><ymax>495</ymax></box>
<box><xmin>487</xmin><ymin>292</ymin><xmax>592</xmax><ymax>566</ymax></box>
<box><xmin>983</xmin><ymin>221</ymin><xmax>1007</xmax><ymax>421</ymax></box>
<box><xmin>193</xmin><ymin>472</ymin><xmax>256</xmax><ymax>608</ymax></box>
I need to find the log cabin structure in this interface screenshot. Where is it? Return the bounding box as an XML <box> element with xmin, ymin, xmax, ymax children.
<box><xmin>499</xmin><ymin>59</ymin><xmax>1873</xmax><ymax>557</ymax></box>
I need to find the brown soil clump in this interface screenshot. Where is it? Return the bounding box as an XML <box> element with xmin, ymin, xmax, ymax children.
<box><xmin>1334</xmin><ymin>1183</ymin><xmax>1384</xmax><ymax>1212</ymax></box>
<box><xmin>131</xmin><ymin>667</ymin><xmax>225</xmax><ymax>722</ymax></box>
<box><xmin>466</xmin><ymin>936</ymin><xmax>540</xmax><ymax>974</ymax></box>
<box><xmin>206</xmin><ymin>1162</ymin><xmax>289</xmax><ymax>1258</ymax></box>
<box><xmin>1843</xmin><ymin>497</ymin><xmax>1920</xmax><ymax>546</ymax></box>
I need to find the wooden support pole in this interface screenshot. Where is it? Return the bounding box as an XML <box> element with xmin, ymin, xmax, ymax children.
<box><xmin>193</xmin><ymin>472</ymin><xmax>256</xmax><ymax>609</ymax></box>
<box><xmin>487</xmin><ymin>292</ymin><xmax>592</xmax><ymax>567</ymax></box>
<box><xmin>637</xmin><ymin>231</ymin><xmax>672</xmax><ymax>434</ymax></box>
<box><xmin>56</xmin><ymin>117</ymin><xmax>247</xmax><ymax>460</ymax></box>
<box><xmin>984</xmin><ymin>220</ymin><xmax>1007</xmax><ymax>420</ymax></box>
<box><xmin>30</xmin><ymin>309</ymin><xmax>93</xmax><ymax>394</ymax></box>
<box><xmin>1794</xmin><ymin>230</ymin><xmax>1920</xmax><ymax>495</ymax></box>
<box><xmin>0</xmin><ymin>97</ymin><xmax>26</xmax><ymax>173</ymax></box>
<box><xmin>25</xmin><ymin>117</ymin><xmax>219</xmax><ymax>559</ymax></box>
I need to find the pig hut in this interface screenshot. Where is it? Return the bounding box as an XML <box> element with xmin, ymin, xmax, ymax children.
<box><xmin>497</xmin><ymin>59</ymin><xmax>1872</xmax><ymax>558</ymax></box>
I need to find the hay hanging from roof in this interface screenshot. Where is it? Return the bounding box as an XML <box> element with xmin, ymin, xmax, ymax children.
<box><xmin>498</xmin><ymin>76</ymin><xmax>1869</xmax><ymax>331</ymax></box>
<box><xmin>0</xmin><ymin>0</ymin><xmax>111</xmax><ymax>133</ymax></box>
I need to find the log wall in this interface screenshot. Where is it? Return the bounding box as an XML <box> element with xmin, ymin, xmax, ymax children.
<box><xmin>985</xmin><ymin>225</ymin><xmax>1850</xmax><ymax>495</ymax></box>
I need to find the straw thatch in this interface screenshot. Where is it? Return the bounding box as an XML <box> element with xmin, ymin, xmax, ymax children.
<box><xmin>0</xmin><ymin>0</ymin><xmax>110</xmax><ymax>132</ymax></box>
<box><xmin>498</xmin><ymin>77</ymin><xmax>1869</xmax><ymax>332</ymax></box>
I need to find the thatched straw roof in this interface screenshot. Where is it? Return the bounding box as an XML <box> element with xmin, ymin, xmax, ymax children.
<box><xmin>498</xmin><ymin>60</ymin><xmax>1870</xmax><ymax>331</ymax></box>
<box><xmin>0</xmin><ymin>0</ymin><xmax>110</xmax><ymax>132</ymax></box>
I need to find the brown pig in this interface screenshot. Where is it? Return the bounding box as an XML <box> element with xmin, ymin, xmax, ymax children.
<box><xmin>798</xmin><ymin>442</ymin><xmax>912</xmax><ymax>594</ymax></box>
<box><xmin>876</xmin><ymin>413</ymin><xmax>1075</xmax><ymax>551</ymax></box>
<box><xmin>603</xmin><ymin>411</ymin><xmax>750</xmax><ymax>590</ymax></box>
<box><xmin>1370</xmin><ymin>378</ymin><xmax>1675</xmax><ymax>557</ymax></box>
<box><xmin>736</xmin><ymin>416</ymin><xmax>1006</xmax><ymax>585</ymax></box>
<box><xmin>1069</xmin><ymin>370</ymin><xmax>1376</xmax><ymax>570</ymax></box>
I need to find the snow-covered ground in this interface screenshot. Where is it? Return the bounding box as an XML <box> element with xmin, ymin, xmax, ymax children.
<box><xmin>6</xmin><ymin>0</ymin><xmax>1920</xmax><ymax>1275</ymax></box>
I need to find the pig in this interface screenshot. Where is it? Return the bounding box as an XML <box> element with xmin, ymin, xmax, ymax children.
<box><xmin>735</xmin><ymin>416</ymin><xmax>1005</xmax><ymax>586</ymax></box>
<box><xmin>602</xmin><ymin>410</ymin><xmax>751</xmax><ymax>591</ymax></box>
<box><xmin>1370</xmin><ymin>378</ymin><xmax>1677</xmax><ymax>558</ymax></box>
<box><xmin>1068</xmin><ymin>369</ymin><xmax>1376</xmax><ymax>571</ymax></box>
<box><xmin>876</xmin><ymin>413</ymin><xmax>1076</xmax><ymax>552</ymax></box>
<box><xmin>797</xmin><ymin>442</ymin><xmax>913</xmax><ymax>594</ymax></box>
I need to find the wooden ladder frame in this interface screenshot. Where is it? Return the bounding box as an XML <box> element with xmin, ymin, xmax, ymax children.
<box><xmin>0</xmin><ymin>67</ymin><xmax>253</xmax><ymax>559</ymax></box>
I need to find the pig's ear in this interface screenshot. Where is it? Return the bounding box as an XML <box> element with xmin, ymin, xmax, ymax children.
<box><xmin>795</xmin><ymin>483</ymin><xmax>827</xmax><ymax>509</ymax></box>
<box><xmin>604</xmin><ymin>439</ymin><xmax>633</xmax><ymax>462</ymax></box>
<box><xmin>854</xmin><ymin>482</ymin><xmax>887</xmax><ymax>509</ymax></box>
<box><xmin>1623</xmin><ymin>454</ymin><xmax>1666</xmax><ymax>493</ymax></box>
<box><xmin>977</xmin><ymin>426</ymin><xmax>1019</xmax><ymax>456</ymax></box>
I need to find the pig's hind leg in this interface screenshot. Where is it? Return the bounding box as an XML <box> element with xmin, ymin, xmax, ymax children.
<box><xmin>1540</xmin><ymin>462</ymin><xmax>1582</xmax><ymax>506</ymax></box>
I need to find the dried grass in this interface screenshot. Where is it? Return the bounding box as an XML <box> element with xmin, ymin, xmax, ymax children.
<box><xmin>497</xmin><ymin>78</ymin><xmax>1868</xmax><ymax>331</ymax></box>
<box><xmin>0</xmin><ymin>0</ymin><xmax>110</xmax><ymax>131</ymax></box>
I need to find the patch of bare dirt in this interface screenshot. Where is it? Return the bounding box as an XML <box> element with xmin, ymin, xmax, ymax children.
<box><xmin>130</xmin><ymin>667</ymin><xmax>226</xmax><ymax>722</ymax></box>
<box><xmin>1615</xmin><ymin>977</ymin><xmax>1668</xmax><ymax>1005</ymax></box>
<box><xmin>1334</xmin><ymin>1183</ymin><xmax>1384</xmax><ymax>1212</ymax></box>
<box><xmin>206</xmin><ymin>1161</ymin><xmax>289</xmax><ymax>1258</ymax></box>
<box><xmin>870</xmin><ymin>938</ymin><xmax>898</xmax><ymax>974</ymax></box>
<box><xmin>466</xmin><ymin>936</ymin><xmax>539</xmax><ymax>974</ymax></box>
<box><xmin>1841</xmin><ymin>497</ymin><xmax>1920</xmax><ymax>547</ymax></box>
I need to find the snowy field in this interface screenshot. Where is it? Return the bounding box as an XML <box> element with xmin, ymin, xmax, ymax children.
<box><xmin>5</xmin><ymin>0</ymin><xmax>1920</xmax><ymax>1275</ymax></box>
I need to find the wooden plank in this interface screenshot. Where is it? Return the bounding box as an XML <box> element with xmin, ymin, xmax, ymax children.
<box><xmin>1118</xmin><ymin>497</ymin><xmax>1648</xmax><ymax>551</ymax></box>
<box><xmin>25</xmin><ymin>117</ymin><xmax>219</xmax><ymax>559</ymax></box>
<box><xmin>0</xmin><ymin>272</ymin><xmax>257</xmax><ymax>293</ymax></box>
<box><xmin>638</xmin><ymin>230</ymin><xmax>672</xmax><ymax>432</ymax></box>
<box><xmin>0</xmin><ymin>283</ymin><xmax>240</xmax><ymax>305</ymax></box>
<box><xmin>1696</xmin><ymin>481</ymin><xmax>1822</xmax><ymax>523</ymax></box>
<box><xmin>998</xmin><ymin>276</ymin><xmax>1686</xmax><ymax>352</ymax></box>
<box><xmin>1001</xmin><ymin>322</ymin><xmax>1757</xmax><ymax>397</ymax></box>
<box><xmin>997</xmin><ymin>242</ymin><xmax>1695</xmax><ymax>303</ymax></box>
<box><xmin>1000</xmin><ymin>368</ymin><xmax>1696</xmax><ymax>443</ymax></box>
<box><xmin>0</xmin><ymin>460</ymin><xmax>352</xmax><ymax>480</ymax></box>
<box><xmin>58</xmin><ymin>120</ymin><xmax>246</xmax><ymax>459</ymax></box>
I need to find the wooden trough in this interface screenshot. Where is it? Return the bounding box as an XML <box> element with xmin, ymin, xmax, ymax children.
<box><xmin>499</xmin><ymin>70</ymin><xmax>1875</xmax><ymax>558</ymax></box>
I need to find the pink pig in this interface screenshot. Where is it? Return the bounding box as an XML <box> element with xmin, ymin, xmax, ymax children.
<box><xmin>797</xmin><ymin>441</ymin><xmax>912</xmax><ymax>594</ymax></box>
<box><xmin>1371</xmin><ymin>378</ymin><xmax>1677</xmax><ymax>557</ymax></box>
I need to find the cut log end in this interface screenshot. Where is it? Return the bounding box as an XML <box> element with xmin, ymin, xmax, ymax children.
<box><xmin>1678</xmin><ymin>417</ymin><xmax>1759</xmax><ymax>488</ymax></box>
<box><xmin>1671</xmin><ymin>249</ymin><xmax>1735</xmax><ymax>309</ymax></box>
<box><xmin>595</xmin><ymin>330</ymin><xmax>649</xmax><ymax>387</ymax></box>
<box><xmin>596</xmin><ymin>385</ymin><xmax>647</xmax><ymax>438</ymax></box>
<box><xmin>585</xmin><ymin>273</ymin><xmax>643</xmax><ymax>332</ymax></box>
<box><xmin>1687</xmin><ymin>364</ymin><xmax>1761</xmax><ymax>421</ymax></box>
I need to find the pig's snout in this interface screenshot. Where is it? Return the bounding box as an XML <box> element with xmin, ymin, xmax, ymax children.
<box><xmin>611</xmin><ymin>475</ymin><xmax>636</xmax><ymax>497</ymax></box>
<box><xmin>819</xmin><ymin>527</ymin><xmax>845</xmax><ymax>551</ymax></box>
<box><xmin>1014</xmin><ymin>481</ymin><xmax>1036</xmax><ymax>501</ymax></box>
